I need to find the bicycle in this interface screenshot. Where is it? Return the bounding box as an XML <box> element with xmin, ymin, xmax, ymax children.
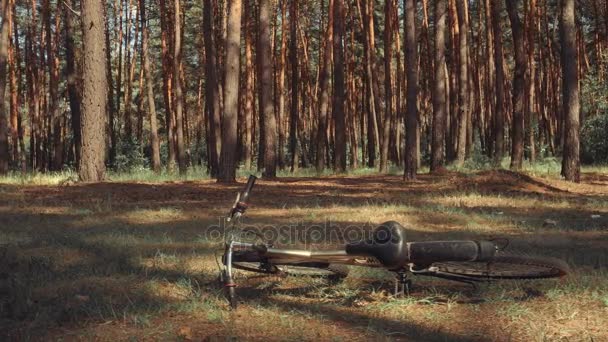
<box><xmin>218</xmin><ymin>175</ymin><xmax>570</xmax><ymax>309</ymax></box>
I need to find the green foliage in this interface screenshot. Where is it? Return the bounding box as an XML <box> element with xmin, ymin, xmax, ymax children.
<box><xmin>581</xmin><ymin>112</ymin><xmax>608</xmax><ymax>164</ymax></box>
<box><xmin>581</xmin><ymin>53</ymin><xmax>608</xmax><ymax>164</ymax></box>
<box><xmin>113</xmin><ymin>137</ymin><xmax>148</xmax><ymax>173</ymax></box>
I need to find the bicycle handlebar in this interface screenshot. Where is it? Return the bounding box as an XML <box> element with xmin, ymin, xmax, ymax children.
<box><xmin>240</xmin><ymin>175</ymin><xmax>257</xmax><ymax>203</ymax></box>
<box><xmin>228</xmin><ymin>175</ymin><xmax>257</xmax><ymax>221</ymax></box>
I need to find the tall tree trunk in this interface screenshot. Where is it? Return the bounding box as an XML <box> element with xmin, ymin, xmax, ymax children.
<box><xmin>560</xmin><ymin>0</ymin><xmax>580</xmax><ymax>182</ymax></box>
<box><xmin>380</xmin><ymin>0</ymin><xmax>393</xmax><ymax>173</ymax></box>
<box><xmin>243</xmin><ymin>1</ymin><xmax>254</xmax><ymax>170</ymax></box>
<box><xmin>104</xmin><ymin>3</ymin><xmax>116</xmax><ymax>170</ymax></box>
<box><xmin>506</xmin><ymin>0</ymin><xmax>525</xmax><ymax>170</ymax></box>
<box><xmin>289</xmin><ymin>0</ymin><xmax>299</xmax><ymax>172</ymax></box>
<box><xmin>259</xmin><ymin>0</ymin><xmax>277</xmax><ymax>178</ymax></box>
<box><xmin>404</xmin><ymin>0</ymin><xmax>418</xmax><ymax>180</ymax></box>
<box><xmin>316</xmin><ymin>0</ymin><xmax>333</xmax><ymax>173</ymax></box>
<box><xmin>123</xmin><ymin>0</ymin><xmax>133</xmax><ymax>140</ymax></box>
<box><xmin>455</xmin><ymin>0</ymin><xmax>469</xmax><ymax>167</ymax></box>
<box><xmin>7</xmin><ymin>0</ymin><xmax>17</xmax><ymax>167</ymax></box>
<box><xmin>525</xmin><ymin>0</ymin><xmax>537</xmax><ymax>163</ymax></box>
<box><xmin>159</xmin><ymin>0</ymin><xmax>175</xmax><ymax>169</ymax></box>
<box><xmin>218</xmin><ymin>0</ymin><xmax>242</xmax><ymax>183</ymax></box>
<box><xmin>491</xmin><ymin>0</ymin><xmax>505</xmax><ymax>165</ymax></box>
<box><xmin>112</xmin><ymin>0</ymin><xmax>124</xmax><ymax>166</ymax></box>
<box><xmin>0</xmin><ymin>0</ymin><xmax>9</xmax><ymax>174</ymax></box>
<box><xmin>333</xmin><ymin>0</ymin><xmax>346</xmax><ymax>172</ymax></box>
<box><xmin>65</xmin><ymin>0</ymin><xmax>82</xmax><ymax>168</ymax></box>
<box><xmin>431</xmin><ymin>0</ymin><xmax>447</xmax><ymax>173</ymax></box>
<box><xmin>80</xmin><ymin>0</ymin><xmax>108</xmax><ymax>181</ymax></box>
<box><xmin>277</xmin><ymin>0</ymin><xmax>287</xmax><ymax>169</ymax></box>
<box><xmin>173</xmin><ymin>0</ymin><xmax>186</xmax><ymax>174</ymax></box>
<box><xmin>140</xmin><ymin>0</ymin><xmax>160</xmax><ymax>172</ymax></box>
<box><xmin>203</xmin><ymin>0</ymin><xmax>222</xmax><ymax>176</ymax></box>
<box><xmin>363</xmin><ymin>0</ymin><xmax>379</xmax><ymax>167</ymax></box>
<box><xmin>43</xmin><ymin>0</ymin><xmax>62</xmax><ymax>170</ymax></box>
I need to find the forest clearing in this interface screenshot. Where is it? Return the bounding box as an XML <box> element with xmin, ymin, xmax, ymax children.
<box><xmin>1</xmin><ymin>168</ymin><xmax>608</xmax><ymax>341</ymax></box>
<box><xmin>2</xmin><ymin>0</ymin><xmax>608</xmax><ymax>340</ymax></box>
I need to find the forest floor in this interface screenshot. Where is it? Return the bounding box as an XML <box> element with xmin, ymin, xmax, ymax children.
<box><xmin>1</xmin><ymin>169</ymin><xmax>607</xmax><ymax>341</ymax></box>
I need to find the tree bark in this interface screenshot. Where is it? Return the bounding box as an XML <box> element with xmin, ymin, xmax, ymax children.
<box><xmin>140</xmin><ymin>0</ymin><xmax>160</xmax><ymax>172</ymax></box>
<box><xmin>259</xmin><ymin>0</ymin><xmax>277</xmax><ymax>178</ymax></box>
<box><xmin>0</xmin><ymin>0</ymin><xmax>9</xmax><ymax>174</ymax></box>
<box><xmin>333</xmin><ymin>0</ymin><xmax>346</xmax><ymax>172</ymax></box>
<box><xmin>289</xmin><ymin>0</ymin><xmax>299</xmax><ymax>172</ymax></box>
<box><xmin>243</xmin><ymin>1</ymin><xmax>254</xmax><ymax>170</ymax></box>
<box><xmin>64</xmin><ymin>0</ymin><xmax>82</xmax><ymax>168</ymax></box>
<box><xmin>79</xmin><ymin>0</ymin><xmax>108</xmax><ymax>181</ymax></box>
<box><xmin>506</xmin><ymin>0</ymin><xmax>525</xmax><ymax>170</ymax></box>
<box><xmin>203</xmin><ymin>0</ymin><xmax>222</xmax><ymax>176</ymax></box>
<box><xmin>173</xmin><ymin>0</ymin><xmax>186</xmax><ymax>174</ymax></box>
<box><xmin>277</xmin><ymin>0</ymin><xmax>287</xmax><ymax>169</ymax></box>
<box><xmin>404</xmin><ymin>0</ymin><xmax>418</xmax><ymax>180</ymax></box>
<box><xmin>43</xmin><ymin>0</ymin><xmax>63</xmax><ymax>170</ymax></box>
<box><xmin>316</xmin><ymin>0</ymin><xmax>333</xmax><ymax>173</ymax></box>
<box><xmin>560</xmin><ymin>0</ymin><xmax>580</xmax><ymax>182</ymax></box>
<box><xmin>431</xmin><ymin>0</ymin><xmax>447</xmax><ymax>173</ymax></box>
<box><xmin>491</xmin><ymin>0</ymin><xmax>505</xmax><ymax>166</ymax></box>
<box><xmin>455</xmin><ymin>0</ymin><xmax>469</xmax><ymax>167</ymax></box>
<box><xmin>380</xmin><ymin>0</ymin><xmax>393</xmax><ymax>173</ymax></box>
<box><xmin>218</xmin><ymin>0</ymin><xmax>242</xmax><ymax>183</ymax></box>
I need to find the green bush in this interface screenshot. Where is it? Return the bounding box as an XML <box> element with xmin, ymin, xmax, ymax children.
<box><xmin>113</xmin><ymin>137</ymin><xmax>148</xmax><ymax>172</ymax></box>
<box><xmin>581</xmin><ymin>112</ymin><xmax>608</xmax><ymax>164</ymax></box>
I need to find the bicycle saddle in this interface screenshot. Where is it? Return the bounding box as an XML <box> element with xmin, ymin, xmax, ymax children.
<box><xmin>346</xmin><ymin>221</ymin><xmax>496</xmax><ymax>270</ymax></box>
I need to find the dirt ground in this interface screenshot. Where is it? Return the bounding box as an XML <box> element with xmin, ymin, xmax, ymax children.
<box><xmin>1</xmin><ymin>170</ymin><xmax>607</xmax><ymax>341</ymax></box>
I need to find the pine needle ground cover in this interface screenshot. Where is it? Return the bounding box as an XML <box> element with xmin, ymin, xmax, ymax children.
<box><xmin>1</xmin><ymin>171</ymin><xmax>607</xmax><ymax>341</ymax></box>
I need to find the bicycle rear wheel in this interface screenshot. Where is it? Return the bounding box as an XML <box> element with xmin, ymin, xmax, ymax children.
<box><xmin>420</xmin><ymin>253</ymin><xmax>570</xmax><ymax>281</ymax></box>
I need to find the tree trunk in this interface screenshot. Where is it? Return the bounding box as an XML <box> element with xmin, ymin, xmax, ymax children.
<box><xmin>140</xmin><ymin>0</ymin><xmax>160</xmax><ymax>172</ymax></box>
<box><xmin>506</xmin><ymin>0</ymin><xmax>525</xmax><ymax>170</ymax></box>
<box><xmin>259</xmin><ymin>0</ymin><xmax>277</xmax><ymax>178</ymax></box>
<box><xmin>380</xmin><ymin>0</ymin><xmax>393</xmax><ymax>173</ymax></box>
<box><xmin>277</xmin><ymin>0</ymin><xmax>287</xmax><ymax>169</ymax></box>
<box><xmin>404</xmin><ymin>0</ymin><xmax>418</xmax><ymax>180</ymax></box>
<box><xmin>43</xmin><ymin>0</ymin><xmax>63</xmax><ymax>170</ymax></box>
<box><xmin>203</xmin><ymin>0</ymin><xmax>222</xmax><ymax>176</ymax></box>
<box><xmin>173</xmin><ymin>0</ymin><xmax>186</xmax><ymax>174</ymax></box>
<box><xmin>0</xmin><ymin>0</ymin><xmax>9</xmax><ymax>174</ymax></box>
<box><xmin>363</xmin><ymin>0</ymin><xmax>379</xmax><ymax>167</ymax></box>
<box><xmin>243</xmin><ymin>1</ymin><xmax>254</xmax><ymax>170</ymax></box>
<box><xmin>218</xmin><ymin>0</ymin><xmax>242</xmax><ymax>183</ymax></box>
<box><xmin>64</xmin><ymin>0</ymin><xmax>82</xmax><ymax>168</ymax></box>
<box><xmin>491</xmin><ymin>0</ymin><xmax>505</xmax><ymax>165</ymax></box>
<box><xmin>316</xmin><ymin>0</ymin><xmax>333</xmax><ymax>173</ymax></box>
<box><xmin>559</xmin><ymin>0</ymin><xmax>580</xmax><ymax>182</ymax></box>
<box><xmin>431</xmin><ymin>0</ymin><xmax>447</xmax><ymax>173</ymax></box>
<box><xmin>79</xmin><ymin>0</ymin><xmax>108</xmax><ymax>182</ymax></box>
<box><xmin>289</xmin><ymin>0</ymin><xmax>299</xmax><ymax>172</ymax></box>
<box><xmin>333</xmin><ymin>0</ymin><xmax>346</xmax><ymax>172</ymax></box>
<box><xmin>455</xmin><ymin>0</ymin><xmax>469</xmax><ymax>167</ymax></box>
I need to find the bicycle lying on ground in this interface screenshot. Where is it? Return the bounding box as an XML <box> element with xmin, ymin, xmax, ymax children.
<box><xmin>218</xmin><ymin>176</ymin><xmax>570</xmax><ymax>309</ymax></box>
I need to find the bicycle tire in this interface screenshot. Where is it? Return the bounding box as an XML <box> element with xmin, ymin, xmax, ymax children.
<box><xmin>424</xmin><ymin>253</ymin><xmax>570</xmax><ymax>281</ymax></box>
<box><xmin>233</xmin><ymin>261</ymin><xmax>349</xmax><ymax>278</ymax></box>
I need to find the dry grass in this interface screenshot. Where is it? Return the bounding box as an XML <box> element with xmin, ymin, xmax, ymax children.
<box><xmin>1</xmin><ymin>170</ymin><xmax>607</xmax><ymax>341</ymax></box>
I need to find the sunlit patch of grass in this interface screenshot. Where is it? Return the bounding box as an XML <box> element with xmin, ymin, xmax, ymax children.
<box><xmin>107</xmin><ymin>167</ymin><xmax>211</xmax><ymax>183</ymax></box>
<box><xmin>499</xmin><ymin>302</ymin><xmax>531</xmax><ymax>321</ymax></box>
<box><xmin>0</xmin><ymin>170</ymin><xmax>77</xmax><ymax>185</ymax></box>
<box><xmin>121</xmin><ymin>207</ymin><xmax>186</xmax><ymax>224</ymax></box>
